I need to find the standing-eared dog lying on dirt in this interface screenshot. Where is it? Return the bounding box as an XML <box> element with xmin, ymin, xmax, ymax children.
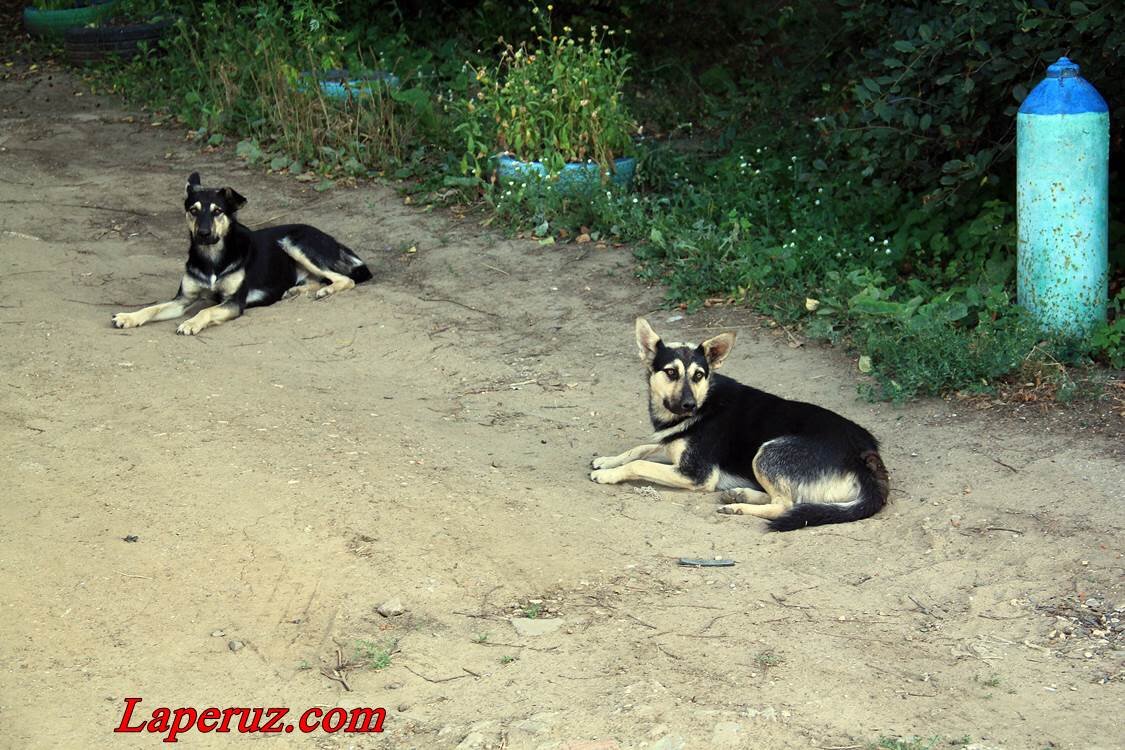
<box><xmin>112</xmin><ymin>172</ymin><xmax>372</xmax><ymax>335</ymax></box>
<box><xmin>590</xmin><ymin>318</ymin><xmax>890</xmax><ymax>531</ymax></box>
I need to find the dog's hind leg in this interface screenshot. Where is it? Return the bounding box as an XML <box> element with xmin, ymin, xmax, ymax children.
<box><xmin>718</xmin><ymin>502</ymin><xmax>791</xmax><ymax>519</ymax></box>
<box><xmin>112</xmin><ymin>278</ymin><xmax>202</xmax><ymax>329</ymax></box>
<box><xmin>280</xmin><ymin>238</ymin><xmax>360</xmax><ymax>300</ymax></box>
<box><xmin>283</xmin><ymin>279</ymin><xmax>326</xmax><ymax>299</ymax></box>
<box><xmin>718</xmin><ymin>487</ymin><xmax>771</xmax><ymax>505</ymax></box>
<box><xmin>176</xmin><ymin>299</ymin><xmax>242</xmax><ymax>336</ymax></box>
<box><xmin>591</xmin><ymin>443</ymin><xmax>664</xmax><ymax>470</ymax></box>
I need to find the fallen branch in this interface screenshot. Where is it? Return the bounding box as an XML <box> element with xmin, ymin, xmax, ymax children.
<box><xmin>417</xmin><ymin>296</ymin><xmax>499</xmax><ymax>317</ymax></box>
<box><xmin>402</xmin><ymin>665</ymin><xmax>477</xmax><ymax>683</ymax></box>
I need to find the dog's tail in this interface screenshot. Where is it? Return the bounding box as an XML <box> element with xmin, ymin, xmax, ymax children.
<box><xmin>768</xmin><ymin>450</ymin><xmax>889</xmax><ymax>532</ymax></box>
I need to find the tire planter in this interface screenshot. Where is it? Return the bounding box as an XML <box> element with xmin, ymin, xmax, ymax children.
<box><xmin>22</xmin><ymin>0</ymin><xmax>116</xmax><ymax>39</ymax></box>
<box><xmin>497</xmin><ymin>154</ymin><xmax>636</xmax><ymax>196</ymax></box>
<box><xmin>313</xmin><ymin>69</ymin><xmax>400</xmax><ymax>101</ymax></box>
<box><xmin>63</xmin><ymin>17</ymin><xmax>173</xmax><ymax>64</ymax></box>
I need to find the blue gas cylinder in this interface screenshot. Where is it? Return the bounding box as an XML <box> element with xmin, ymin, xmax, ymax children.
<box><xmin>1016</xmin><ymin>56</ymin><xmax>1109</xmax><ymax>337</ymax></box>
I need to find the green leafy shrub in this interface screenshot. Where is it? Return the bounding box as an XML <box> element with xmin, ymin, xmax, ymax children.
<box><xmin>1089</xmin><ymin>290</ymin><xmax>1125</xmax><ymax>368</ymax></box>
<box><xmin>454</xmin><ymin>7</ymin><xmax>635</xmax><ymax>178</ymax></box>
<box><xmin>91</xmin><ymin>1</ymin><xmax>433</xmax><ymax>175</ymax></box>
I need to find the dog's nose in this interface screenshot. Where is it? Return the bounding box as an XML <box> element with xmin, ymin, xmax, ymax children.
<box><xmin>681</xmin><ymin>400</ymin><xmax>696</xmax><ymax>413</ymax></box>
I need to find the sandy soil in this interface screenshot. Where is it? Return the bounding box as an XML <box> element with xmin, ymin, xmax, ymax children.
<box><xmin>0</xmin><ymin>69</ymin><xmax>1122</xmax><ymax>750</ymax></box>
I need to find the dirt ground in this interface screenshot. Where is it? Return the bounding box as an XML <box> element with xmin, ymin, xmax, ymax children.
<box><xmin>1</xmin><ymin>68</ymin><xmax>1122</xmax><ymax>750</ymax></box>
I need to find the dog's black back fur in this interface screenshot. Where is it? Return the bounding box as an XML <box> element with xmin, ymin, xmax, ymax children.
<box><xmin>669</xmin><ymin>373</ymin><xmax>880</xmax><ymax>479</ymax></box>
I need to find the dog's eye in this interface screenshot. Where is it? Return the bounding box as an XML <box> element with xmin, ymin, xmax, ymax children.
<box><xmin>692</xmin><ymin>370</ymin><xmax>705</xmax><ymax>383</ymax></box>
<box><xmin>663</xmin><ymin>368</ymin><xmax>679</xmax><ymax>380</ymax></box>
<box><xmin>211</xmin><ymin>207</ymin><xmax>224</xmax><ymax>216</ymax></box>
<box><xmin>188</xmin><ymin>206</ymin><xmax>199</xmax><ymax>215</ymax></box>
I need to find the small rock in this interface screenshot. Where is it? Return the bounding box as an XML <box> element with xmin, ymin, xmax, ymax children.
<box><xmin>456</xmin><ymin>731</ymin><xmax>487</xmax><ymax>750</ymax></box>
<box><xmin>210</xmin><ymin>630</ymin><xmax>226</xmax><ymax>638</ymax></box>
<box><xmin>512</xmin><ymin>718</ymin><xmax>551</xmax><ymax>736</ymax></box>
<box><xmin>228</xmin><ymin>640</ymin><xmax>244</xmax><ymax>652</ymax></box>
<box><xmin>741</xmin><ymin>705</ymin><xmax>778</xmax><ymax>721</ymax></box>
<box><xmin>511</xmin><ymin>618</ymin><xmax>563</xmax><ymax>637</ymax></box>
<box><xmin>711</xmin><ymin>721</ymin><xmax>743</xmax><ymax>748</ymax></box>
<box><xmin>377</xmin><ymin>598</ymin><xmax>406</xmax><ymax>617</ymax></box>
<box><xmin>385</xmin><ymin>681</ymin><xmax>403</xmax><ymax>690</ymax></box>
<box><xmin>397</xmin><ymin>703</ymin><xmax>410</xmax><ymax>712</ymax></box>
<box><xmin>650</xmin><ymin>736</ymin><xmax>686</xmax><ymax>750</ymax></box>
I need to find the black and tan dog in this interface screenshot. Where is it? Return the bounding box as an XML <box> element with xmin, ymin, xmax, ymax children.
<box><xmin>590</xmin><ymin>318</ymin><xmax>890</xmax><ymax>531</ymax></box>
<box><xmin>112</xmin><ymin>172</ymin><xmax>372</xmax><ymax>335</ymax></box>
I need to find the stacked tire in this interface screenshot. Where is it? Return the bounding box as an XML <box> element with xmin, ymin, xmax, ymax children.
<box><xmin>22</xmin><ymin>0</ymin><xmax>117</xmax><ymax>39</ymax></box>
<box><xmin>63</xmin><ymin>18</ymin><xmax>172</xmax><ymax>64</ymax></box>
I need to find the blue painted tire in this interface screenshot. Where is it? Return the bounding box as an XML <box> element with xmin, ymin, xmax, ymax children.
<box><xmin>315</xmin><ymin>69</ymin><xmax>400</xmax><ymax>101</ymax></box>
<box><xmin>22</xmin><ymin>1</ymin><xmax>117</xmax><ymax>39</ymax></box>
<box><xmin>497</xmin><ymin>154</ymin><xmax>636</xmax><ymax>194</ymax></box>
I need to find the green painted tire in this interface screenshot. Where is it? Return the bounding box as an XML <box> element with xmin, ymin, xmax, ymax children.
<box><xmin>22</xmin><ymin>1</ymin><xmax>118</xmax><ymax>39</ymax></box>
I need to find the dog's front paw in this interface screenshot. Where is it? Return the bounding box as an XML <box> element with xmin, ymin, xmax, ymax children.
<box><xmin>590</xmin><ymin>456</ymin><xmax>617</xmax><ymax>470</ymax></box>
<box><xmin>111</xmin><ymin>312</ymin><xmax>142</xmax><ymax>329</ymax></box>
<box><xmin>589</xmin><ymin>468</ymin><xmax>621</xmax><ymax>484</ymax></box>
<box><xmin>717</xmin><ymin>504</ymin><xmax>746</xmax><ymax>515</ymax></box>
<box><xmin>175</xmin><ymin>319</ymin><xmax>205</xmax><ymax>336</ymax></box>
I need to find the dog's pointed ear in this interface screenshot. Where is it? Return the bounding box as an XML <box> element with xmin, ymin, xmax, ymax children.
<box><xmin>186</xmin><ymin>172</ymin><xmax>201</xmax><ymax>197</ymax></box>
<box><xmin>635</xmin><ymin>317</ymin><xmax>663</xmax><ymax>365</ymax></box>
<box><xmin>701</xmin><ymin>331</ymin><xmax>736</xmax><ymax>369</ymax></box>
<box><xmin>221</xmin><ymin>187</ymin><xmax>247</xmax><ymax>212</ymax></box>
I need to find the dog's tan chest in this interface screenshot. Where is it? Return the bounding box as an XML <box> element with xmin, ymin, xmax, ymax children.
<box><xmin>212</xmin><ymin>268</ymin><xmax>245</xmax><ymax>297</ymax></box>
<box><xmin>665</xmin><ymin>438</ymin><xmax>688</xmax><ymax>465</ymax></box>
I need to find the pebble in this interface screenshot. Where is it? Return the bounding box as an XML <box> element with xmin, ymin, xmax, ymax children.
<box><xmin>712</xmin><ymin>721</ymin><xmax>744</xmax><ymax>747</ymax></box>
<box><xmin>455</xmin><ymin>732</ymin><xmax>487</xmax><ymax>750</ymax></box>
<box><xmin>512</xmin><ymin>718</ymin><xmax>551</xmax><ymax>736</ymax></box>
<box><xmin>377</xmin><ymin>598</ymin><xmax>406</xmax><ymax>617</ymax></box>
<box><xmin>210</xmin><ymin>630</ymin><xmax>225</xmax><ymax>638</ymax></box>
<box><xmin>397</xmin><ymin>703</ymin><xmax>410</xmax><ymax>712</ymax></box>
<box><xmin>385</xmin><ymin>681</ymin><xmax>403</xmax><ymax>690</ymax></box>
<box><xmin>650</xmin><ymin>736</ymin><xmax>686</xmax><ymax>750</ymax></box>
<box><xmin>228</xmin><ymin>640</ymin><xmax>244</xmax><ymax>652</ymax></box>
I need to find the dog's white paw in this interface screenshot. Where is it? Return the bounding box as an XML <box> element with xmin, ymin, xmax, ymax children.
<box><xmin>717</xmin><ymin>504</ymin><xmax>745</xmax><ymax>515</ymax></box>
<box><xmin>111</xmin><ymin>312</ymin><xmax>142</xmax><ymax>329</ymax></box>
<box><xmin>590</xmin><ymin>456</ymin><xmax>616</xmax><ymax>470</ymax></box>
<box><xmin>315</xmin><ymin>286</ymin><xmax>333</xmax><ymax>299</ymax></box>
<box><xmin>175</xmin><ymin>319</ymin><xmax>204</xmax><ymax>336</ymax></box>
<box><xmin>589</xmin><ymin>468</ymin><xmax>620</xmax><ymax>484</ymax></box>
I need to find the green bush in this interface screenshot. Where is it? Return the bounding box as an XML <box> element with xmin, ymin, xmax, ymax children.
<box><xmin>453</xmin><ymin>7</ymin><xmax>635</xmax><ymax>178</ymax></box>
<box><xmin>92</xmin><ymin>1</ymin><xmax>436</xmax><ymax>176</ymax></box>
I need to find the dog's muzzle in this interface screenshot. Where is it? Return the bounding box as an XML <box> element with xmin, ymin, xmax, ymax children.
<box><xmin>664</xmin><ymin>399</ymin><xmax>696</xmax><ymax>417</ymax></box>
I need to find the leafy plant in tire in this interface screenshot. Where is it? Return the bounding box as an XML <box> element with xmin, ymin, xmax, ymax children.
<box><xmin>454</xmin><ymin>5</ymin><xmax>636</xmax><ymax>179</ymax></box>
